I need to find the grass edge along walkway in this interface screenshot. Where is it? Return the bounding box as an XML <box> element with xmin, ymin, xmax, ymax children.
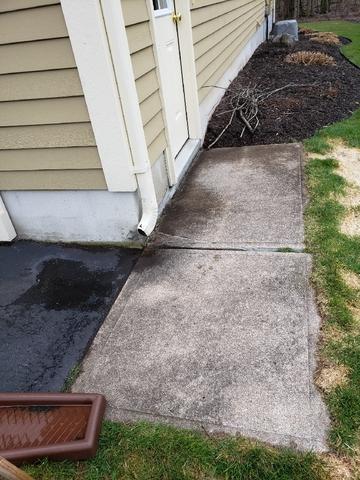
<box><xmin>304</xmin><ymin>149</ymin><xmax>360</xmax><ymax>454</ymax></box>
<box><xmin>24</xmin><ymin>422</ymin><xmax>329</xmax><ymax>480</ymax></box>
<box><xmin>302</xmin><ymin>19</ymin><xmax>360</xmax><ymax>477</ymax></box>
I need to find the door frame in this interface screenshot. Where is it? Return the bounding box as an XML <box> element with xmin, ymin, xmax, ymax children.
<box><xmin>147</xmin><ymin>0</ymin><xmax>201</xmax><ymax>184</ymax></box>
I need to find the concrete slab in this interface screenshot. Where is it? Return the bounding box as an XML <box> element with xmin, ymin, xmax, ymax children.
<box><xmin>152</xmin><ymin>144</ymin><xmax>305</xmax><ymax>250</ymax></box>
<box><xmin>0</xmin><ymin>241</ymin><xmax>140</xmax><ymax>392</ymax></box>
<box><xmin>74</xmin><ymin>249</ymin><xmax>328</xmax><ymax>451</ymax></box>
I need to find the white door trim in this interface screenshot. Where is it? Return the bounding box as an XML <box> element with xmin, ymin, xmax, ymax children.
<box><xmin>61</xmin><ymin>0</ymin><xmax>137</xmax><ymax>192</ymax></box>
<box><xmin>147</xmin><ymin>0</ymin><xmax>201</xmax><ymax>183</ymax></box>
<box><xmin>147</xmin><ymin>0</ymin><xmax>176</xmax><ymax>186</ymax></box>
<box><xmin>174</xmin><ymin>0</ymin><xmax>201</xmax><ymax>141</ymax></box>
<box><xmin>0</xmin><ymin>196</ymin><xmax>16</xmax><ymax>241</ymax></box>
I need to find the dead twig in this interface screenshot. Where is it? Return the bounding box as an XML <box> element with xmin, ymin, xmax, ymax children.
<box><xmin>207</xmin><ymin>107</ymin><xmax>237</xmax><ymax>149</ymax></box>
<box><xmin>206</xmin><ymin>83</ymin><xmax>316</xmax><ymax>148</ymax></box>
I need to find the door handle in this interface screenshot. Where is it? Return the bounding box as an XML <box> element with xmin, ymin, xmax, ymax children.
<box><xmin>172</xmin><ymin>12</ymin><xmax>182</xmax><ymax>23</ymax></box>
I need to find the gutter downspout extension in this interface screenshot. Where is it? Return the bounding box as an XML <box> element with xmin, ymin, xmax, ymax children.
<box><xmin>101</xmin><ymin>0</ymin><xmax>158</xmax><ymax>237</ymax></box>
<box><xmin>136</xmin><ymin>172</ymin><xmax>159</xmax><ymax>237</ymax></box>
<box><xmin>0</xmin><ymin>196</ymin><xmax>16</xmax><ymax>242</ymax></box>
<box><xmin>265</xmin><ymin>0</ymin><xmax>271</xmax><ymax>41</ymax></box>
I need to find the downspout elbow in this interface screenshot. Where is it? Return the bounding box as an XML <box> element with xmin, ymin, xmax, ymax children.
<box><xmin>136</xmin><ymin>172</ymin><xmax>158</xmax><ymax>237</ymax></box>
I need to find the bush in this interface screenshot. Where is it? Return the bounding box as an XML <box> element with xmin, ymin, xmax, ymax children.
<box><xmin>309</xmin><ymin>32</ymin><xmax>341</xmax><ymax>45</ymax></box>
<box><xmin>285</xmin><ymin>51</ymin><xmax>336</xmax><ymax>65</ymax></box>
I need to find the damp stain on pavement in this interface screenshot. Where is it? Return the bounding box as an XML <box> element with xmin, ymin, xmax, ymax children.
<box><xmin>0</xmin><ymin>241</ymin><xmax>140</xmax><ymax>392</ymax></box>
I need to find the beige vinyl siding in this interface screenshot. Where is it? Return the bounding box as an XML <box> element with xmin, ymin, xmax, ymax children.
<box><xmin>191</xmin><ymin>0</ymin><xmax>265</xmax><ymax>103</ymax></box>
<box><xmin>0</xmin><ymin>70</ymin><xmax>83</xmax><ymax>101</ymax></box>
<box><xmin>123</xmin><ymin>0</ymin><xmax>167</xmax><ymax>165</ymax></box>
<box><xmin>0</xmin><ymin>5</ymin><xmax>68</xmax><ymax>44</ymax></box>
<box><xmin>0</xmin><ymin>39</ymin><xmax>75</xmax><ymax>75</ymax></box>
<box><xmin>0</xmin><ymin>0</ymin><xmax>60</xmax><ymax>12</ymax></box>
<box><xmin>0</xmin><ymin>97</ymin><xmax>90</xmax><ymax>126</ymax></box>
<box><xmin>0</xmin><ymin>124</ymin><xmax>95</xmax><ymax>150</ymax></box>
<box><xmin>0</xmin><ymin>1</ymin><xmax>106</xmax><ymax>191</ymax></box>
<box><xmin>0</xmin><ymin>148</ymin><xmax>101</xmax><ymax>171</ymax></box>
<box><xmin>0</xmin><ymin>170</ymin><xmax>106</xmax><ymax>190</ymax></box>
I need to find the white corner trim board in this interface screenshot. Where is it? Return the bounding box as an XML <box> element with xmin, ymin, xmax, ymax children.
<box><xmin>60</xmin><ymin>0</ymin><xmax>137</xmax><ymax>192</ymax></box>
<box><xmin>0</xmin><ymin>196</ymin><xmax>16</xmax><ymax>241</ymax></box>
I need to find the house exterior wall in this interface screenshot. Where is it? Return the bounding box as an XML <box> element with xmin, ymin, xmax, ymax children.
<box><xmin>0</xmin><ymin>0</ymin><xmax>107</xmax><ymax>190</ymax></box>
<box><xmin>0</xmin><ymin>0</ymin><xmax>265</xmax><ymax>189</ymax></box>
<box><xmin>122</xmin><ymin>0</ymin><xmax>167</xmax><ymax>166</ymax></box>
<box><xmin>191</xmin><ymin>0</ymin><xmax>265</xmax><ymax>103</ymax></box>
<box><xmin>0</xmin><ymin>0</ymin><xmax>169</xmax><ymax>244</ymax></box>
<box><xmin>0</xmin><ymin>0</ymin><xmax>269</xmax><ymax>243</ymax></box>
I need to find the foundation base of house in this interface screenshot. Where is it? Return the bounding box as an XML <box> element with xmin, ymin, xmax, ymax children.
<box><xmin>1</xmin><ymin>153</ymin><xmax>171</xmax><ymax>244</ymax></box>
<box><xmin>1</xmin><ymin>190</ymin><xmax>142</xmax><ymax>245</ymax></box>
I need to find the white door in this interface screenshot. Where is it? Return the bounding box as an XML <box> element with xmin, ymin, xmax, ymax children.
<box><xmin>152</xmin><ymin>0</ymin><xmax>188</xmax><ymax>157</ymax></box>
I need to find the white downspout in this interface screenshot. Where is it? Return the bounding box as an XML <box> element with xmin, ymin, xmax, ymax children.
<box><xmin>101</xmin><ymin>0</ymin><xmax>158</xmax><ymax>236</ymax></box>
<box><xmin>135</xmin><ymin>175</ymin><xmax>159</xmax><ymax>237</ymax></box>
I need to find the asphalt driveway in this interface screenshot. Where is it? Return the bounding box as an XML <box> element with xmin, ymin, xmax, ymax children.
<box><xmin>0</xmin><ymin>241</ymin><xmax>140</xmax><ymax>392</ymax></box>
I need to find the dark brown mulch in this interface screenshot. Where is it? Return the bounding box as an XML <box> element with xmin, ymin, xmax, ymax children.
<box><xmin>204</xmin><ymin>35</ymin><xmax>360</xmax><ymax>149</ymax></box>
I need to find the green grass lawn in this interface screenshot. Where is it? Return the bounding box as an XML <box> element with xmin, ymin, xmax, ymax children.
<box><xmin>302</xmin><ymin>19</ymin><xmax>360</xmax><ymax>471</ymax></box>
<box><xmin>301</xmin><ymin>20</ymin><xmax>360</xmax><ymax>66</ymax></box>
<box><xmin>23</xmin><ymin>21</ymin><xmax>360</xmax><ymax>480</ymax></box>
<box><xmin>305</xmin><ymin>155</ymin><xmax>360</xmax><ymax>454</ymax></box>
<box><xmin>25</xmin><ymin>422</ymin><xmax>328</xmax><ymax>480</ymax></box>
<box><xmin>304</xmin><ymin>109</ymin><xmax>360</xmax><ymax>154</ymax></box>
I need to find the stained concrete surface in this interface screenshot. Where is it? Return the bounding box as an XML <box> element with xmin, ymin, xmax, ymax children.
<box><xmin>74</xmin><ymin>249</ymin><xmax>329</xmax><ymax>451</ymax></box>
<box><xmin>0</xmin><ymin>241</ymin><xmax>140</xmax><ymax>392</ymax></box>
<box><xmin>153</xmin><ymin>143</ymin><xmax>305</xmax><ymax>250</ymax></box>
<box><xmin>74</xmin><ymin>143</ymin><xmax>329</xmax><ymax>451</ymax></box>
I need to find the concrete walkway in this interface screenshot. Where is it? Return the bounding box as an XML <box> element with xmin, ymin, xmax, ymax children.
<box><xmin>74</xmin><ymin>144</ymin><xmax>329</xmax><ymax>451</ymax></box>
<box><xmin>153</xmin><ymin>143</ymin><xmax>305</xmax><ymax>250</ymax></box>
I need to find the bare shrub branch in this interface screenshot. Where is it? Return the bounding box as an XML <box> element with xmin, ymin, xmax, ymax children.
<box><xmin>206</xmin><ymin>83</ymin><xmax>315</xmax><ymax>149</ymax></box>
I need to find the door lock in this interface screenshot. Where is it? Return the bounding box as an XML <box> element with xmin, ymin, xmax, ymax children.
<box><xmin>172</xmin><ymin>12</ymin><xmax>182</xmax><ymax>23</ymax></box>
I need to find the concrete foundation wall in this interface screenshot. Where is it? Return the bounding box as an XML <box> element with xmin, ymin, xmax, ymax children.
<box><xmin>1</xmin><ymin>151</ymin><xmax>172</xmax><ymax>244</ymax></box>
<box><xmin>2</xmin><ymin>190</ymin><xmax>141</xmax><ymax>244</ymax></box>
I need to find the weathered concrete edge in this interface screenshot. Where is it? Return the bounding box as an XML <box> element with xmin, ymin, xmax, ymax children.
<box><xmin>303</xmin><ymin>255</ymin><xmax>331</xmax><ymax>448</ymax></box>
<box><xmin>105</xmin><ymin>404</ymin><xmax>327</xmax><ymax>453</ymax></box>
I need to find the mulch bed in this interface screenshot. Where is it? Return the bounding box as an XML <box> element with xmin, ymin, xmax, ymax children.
<box><xmin>204</xmin><ymin>34</ymin><xmax>360</xmax><ymax>148</ymax></box>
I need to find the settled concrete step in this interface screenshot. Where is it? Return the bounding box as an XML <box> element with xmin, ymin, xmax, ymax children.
<box><xmin>153</xmin><ymin>144</ymin><xmax>305</xmax><ymax>250</ymax></box>
<box><xmin>74</xmin><ymin>249</ymin><xmax>329</xmax><ymax>451</ymax></box>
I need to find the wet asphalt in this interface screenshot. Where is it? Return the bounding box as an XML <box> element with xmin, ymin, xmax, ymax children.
<box><xmin>0</xmin><ymin>241</ymin><xmax>140</xmax><ymax>392</ymax></box>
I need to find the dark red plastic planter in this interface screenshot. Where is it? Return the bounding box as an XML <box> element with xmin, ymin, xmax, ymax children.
<box><xmin>0</xmin><ymin>393</ymin><xmax>106</xmax><ymax>465</ymax></box>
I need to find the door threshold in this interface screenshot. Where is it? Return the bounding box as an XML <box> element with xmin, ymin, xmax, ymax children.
<box><xmin>175</xmin><ymin>138</ymin><xmax>201</xmax><ymax>182</ymax></box>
